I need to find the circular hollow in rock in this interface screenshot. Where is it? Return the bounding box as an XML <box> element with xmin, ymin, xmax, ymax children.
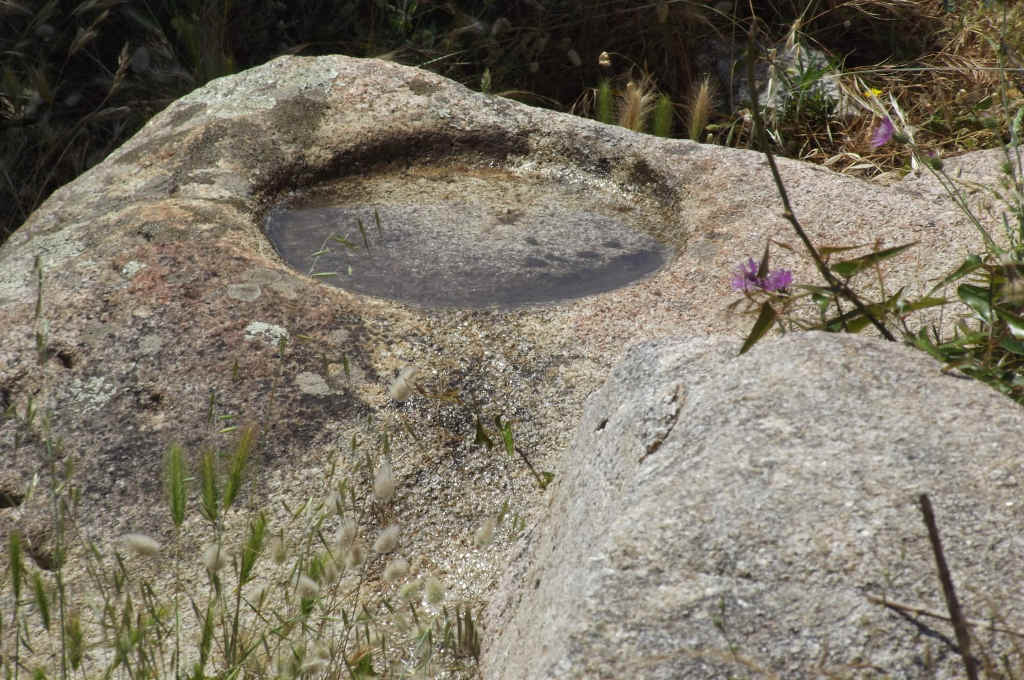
<box><xmin>265</xmin><ymin>165</ymin><xmax>672</xmax><ymax>309</ymax></box>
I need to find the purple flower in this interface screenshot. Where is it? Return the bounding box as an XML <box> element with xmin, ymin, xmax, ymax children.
<box><xmin>763</xmin><ymin>269</ymin><xmax>793</xmax><ymax>291</ymax></box>
<box><xmin>731</xmin><ymin>258</ymin><xmax>761</xmax><ymax>291</ymax></box>
<box><xmin>731</xmin><ymin>258</ymin><xmax>792</xmax><ymax>292</ymax></box>
<box><xmin>870</xmin><ymin>117</ymin><xmax>894</xmax><ymax>149</ymax></box>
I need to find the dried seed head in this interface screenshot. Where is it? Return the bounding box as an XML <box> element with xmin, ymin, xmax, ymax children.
<box><xmin>373</xmin><ymin>524</ymin><xmax>401</xmax><ymax>554</ymax></box>
<box><xmin>122</xmin><ymin>533</ymin><xmax>161</xmax><ymax>557</ymax></box>
<box><xmin>250</xmin><ymin>582</ymin><xmax>270</xmax><ymax>607</ymax></box>
<box><xmin>297</xmin><ymin>575</ymin><xmax>320</xmax><ymax>600</ymax></box>
<box><xmin>598</xmin><ymin>51</ymin><xmax>611</xmax><ymax>68</ymax></box>
<box><xmin>346</xmin><ymin>542</ymin><xmax>365</xmax><ymax>568</ymax></box>
<box><xmin>400</xmin><ymin>578</ymin><xmax>421</xmax><ymax>602</ymax></box>
<box><xmin>384</xmin><ymin>557</ymin><xmax>410</xmax><ymax>582</ymax></box>
<box><xmin>328</xmin><ymin>489</ymin><xmax>343</xmax><ymax>515</ymax></box>
<box><xmin>336</xmin><ymin>518</ymin><xmax>358</xmax><ymax>549</ymax></box>
<box><xmin>271</xmin><ymin>533</ymin><xmax>287</xmax><ymax>565</ymax></box>
<box><xmin>619</xmin><ymin>74</ymin><xmax>657</xmax><ymax>132</ymax></box>
<box><xmin>322</xmin><ymin>555</ymin><xmax>341</xmax><ymax>583</ymax></box>
<box><xmin>388</xmin><ymin>366</ymin><xmax>418</xmax><ymax>401</ymax></box>
<box><xmin>275</xmin><ymin>649</ymin><xmax>298</xmax><ymax>679</ymax></box>
<box><xmin>474</xmin><ymin>516</ymin><xmax>497</xmax><ymax>548</ymax></box>
<box><xmin>299</xmin><ymin>655</ymin><xmax>328</xmax><ymax>676</ymax></box>
<box><xmin>373</xmin><ymin>458</ymin><xmax>397</xmax><ymax>502</ymax></box>
<box><xmin>393</xmin><ymin>613</ymin><xmax>413</xmax><ymax>632</ymax></box>
<box><xmin>425</xmin><ymin>575</ymin><xmax>446</xmax><ymax>604</ymax></box>
<box><xmin>312</xmin><ymin>641</ymin><xmax>331</xmax><ymax>662</ymax></box>
<box><xmin>202</xmin><ymin>543</ymin><xmax>226</xmax><ymax>574</ymax></box>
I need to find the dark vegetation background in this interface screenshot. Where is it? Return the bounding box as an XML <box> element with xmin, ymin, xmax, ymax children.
<box><xmin>0</xmin><ymin>0</ymin><xmax>1011</xmax><ymax>249</ymax></box>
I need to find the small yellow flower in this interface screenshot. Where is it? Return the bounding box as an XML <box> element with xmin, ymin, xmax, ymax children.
<box><xmin>864</xmin><ymin>88</ymin><xmax>883</xmax><ymax>98</ymax></box>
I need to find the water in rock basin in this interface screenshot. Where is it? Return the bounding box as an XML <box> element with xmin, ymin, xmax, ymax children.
<box><xmin>264</xmin><ymin>164</ymin><xmax>672</xmax><ymax>309</ymax></box>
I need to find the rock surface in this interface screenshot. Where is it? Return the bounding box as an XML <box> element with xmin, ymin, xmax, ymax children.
<box><xmin>484</xmin><ymin>332</ymin><xmax>1024</xmax><ymax>679</ymax></box>
<box><xmin>0</xmin><ymin>52</ymin><xmax>1019</xmax><ymax>675</ymax></box>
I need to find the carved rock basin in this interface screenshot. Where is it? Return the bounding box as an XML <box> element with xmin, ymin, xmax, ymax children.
<box><xmin>265</xmin><ymin>164</ymin><xmax>671</xmax><ymax>309</ymax></box>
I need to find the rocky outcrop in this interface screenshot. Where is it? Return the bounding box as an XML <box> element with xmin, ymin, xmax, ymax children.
<box><xmin>484</xmin><ymin>332</ymin><xmax>1024</xmax><ymax>678</ymax></box>
<box><xmin>0</xmin><ymin>53</ymin><xmax>1018</xmax><ymax>676</ymax></box>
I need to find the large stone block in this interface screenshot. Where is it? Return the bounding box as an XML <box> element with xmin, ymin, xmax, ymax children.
<box><xmin>485</xmin><ymin>332</ymin><xmax>1024</xmax><ymax>678</ymax></box>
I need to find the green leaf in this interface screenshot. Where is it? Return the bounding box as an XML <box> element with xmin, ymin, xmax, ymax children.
<box><xmin>495</xmin><ymin>415</ymin><xmax>515</xmax><ymax>457</ymax></box>
<box><xmin>829</xmin><ymin>241</ymin><xmax>918</xmax><ymax>278</ymax></box>
<box><xmin>958</xmin><ymin>283</ymin><xmax>994</xmax><ymax>324</ymax></box>
<box><xmin>996</xmin><ymin>306</ymin><xmax>1024</xmax><ymax>338</ymax></box>
<box><xmin>739</xmin><ymin>302</ymin><xmax>777</xmax><ymax>355</ymax></box>
<box><xmin>473</xmin><ymin>417</ymin><xmax>493</xmax><ymax>450</ymax></box>
<box><xmin>926</xmin><ymin>254</ymin><xmax>984</xmax><ymax>297</ymax></box>
<box><xmin>998</xmin><ymin>335</ymin><xmax>1024</xmax><ymax>355</ymax></box>
<box><xmin>910</xmin><ymin>327</ymin><xmax>944</xmax><ymax>361</ymax></box>
<box><xmin>822</xmin><ymin>288</ymin><xmax>921</xmax><ymax>333</ymax></box>
<box><xmin>817</xmin><ymin>244</ymin><xmax>866</xmax><ymax>258</ymax></box>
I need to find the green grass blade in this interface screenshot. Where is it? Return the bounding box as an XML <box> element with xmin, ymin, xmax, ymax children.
<box><xmin>652</xmin><ymin>94</ymin><xmax>673</xmax><ymax>137</ymax></box>
<box><xmin>926</xmin><ymin>254</ymin><xmax>984</xmax><ymax>297</ymax></box>
<box><xmin>199</xmin><ymin>449</ymin><xmax>218</xmax><ymax>524</ymax></box>
<box><xmin>495</xmin><ymin>415</ymin><xmax>515</xmax><ymax>458</ymax></box>
<box><xmin>739</xmin><ymin>302</ymin><xmax>777</xmax><ymax>355</ymax></box>
<box><xmin>223</xmin><ymin>425</ymin><xmax>257</xmax><ymax>510</ymax></box>
<box><xmin>8</xmin><ymin>531</ymin><xmax>22</xmax><ymax>601</ymax></box>
<box><xmin>238</xmin><ymin>512</ymin><xmax>266</xmax><ymax>586</ymax></box>
<box><xmin>829</xmin><ymin>241</ymin><xmax>918</xmax><ymax>278</ymax></box>
<box><xmin>32</xmin><ymin>572</ymin><xmax>50</xmax><ymax>631</ymax></box>
<box><xmin>596</xmin><ymin>79</ymin><xmax>614</xmax><ymax>125</ymax></box>
<box><xmin>374</xmin><ymin>208</ymin><xmax>384</xmax><ymax>238</ymax></box>
<box><xmin>357</xmin><ymin>218</ymin><xmax>371</xmax><ymax>251</ymax></box>
<box><xmin>165</xmin><ymin>443</ymin><xmax>187</xmax><ymax>527</ymax></box>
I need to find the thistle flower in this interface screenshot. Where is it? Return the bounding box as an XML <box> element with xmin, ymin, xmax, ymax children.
<box><xmin>122</xmin><ymin>533</ymin><xmax>161</xmax><ymax>557</ymax></box>
<box><xmin>731</xmin><ymin>258</ymin><xmax>792</xmax><ymax>292</ymax></box>
<box><xmin>870</xmin><ymin>117</ymin><xmax>895</xmax><ymax>148</ymax></box>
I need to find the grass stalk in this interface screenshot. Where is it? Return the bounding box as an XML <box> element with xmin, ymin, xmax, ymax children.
<box><xmin>743</xmin><ymin>24</ymin><xmax>895</xmax><ymax>343</ymax></box>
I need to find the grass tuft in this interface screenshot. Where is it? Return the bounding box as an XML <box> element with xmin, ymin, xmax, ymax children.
<box><xmin>618</xmin><ymin>73</ymin><xmax>657</xmax><ymax>133</ymax></box>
